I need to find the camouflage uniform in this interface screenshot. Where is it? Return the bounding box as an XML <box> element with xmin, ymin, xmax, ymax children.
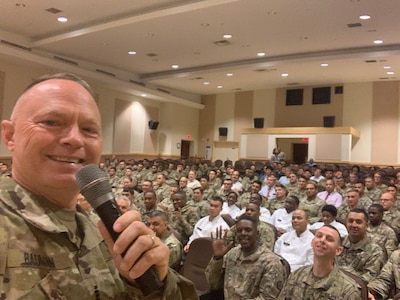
<box><xmin>337</xmin><ymin>205</ymin><xmax>353</xmax><ymax>222</ymax></box>
<box><xmin>285</xmin><ymin>182</ymin><xmax>298</xmax><ymax>193</ymax></box>
<box><xmin>226</xmin><ymin>221</ymin><xmax>276</xmax><ymax>250</ymax></box>
<box><xmin>265</xmin><ymin>197</ymin><xmax>286</xmax><ymax>215</ymax></box>
<box><xmin>206</xmin><ymin>244</ymin><xmax>286</xmax><ymax>299</ymax></box>
<box><xmin>0</xmin><ymin>178</ymin><xmax>197</xmax><ymax>300</ymax></box>
<box><xmin>179</xmin><ymin>187</ymin><xmax>193</xmax><ymax>201</ymax></box>
<box><xmin>288</xmin><ymin>188</ymin><xmax>306</xmax><ymax>201</ymax></box>
<box><xmin>134</xmin><ymin>192</ymin><xmax>145</xmax><ymax>209</ymax></box>
<box><xmin>368</xmin><ymin>249</ymin><xmax>400</xmax><ymax>299</ymax></box>
<box><xmin>364</xmin><ymin>187</ymin><xmax>382</xmax><ymax>203</ymax></box>
<box><xmin>277</xmin><ymin>265</ymin><xmax>362</xmax><ymax>300</ymax></box>
<box><xmin>299</xmin><ymin>197</ymin><xmax>325</xmax><ymax>224</ymax></box>
<box><xmin>138</xmin><ymin>205</ymin><xmax>165</xmax><ymax>223</ymax></box>
<box><xmin>383</xmin><ymin>207</ymin><xmax>400</xmax><ymax>234</ymax></box>
<box><xmin>201</xmin><ymin>187</ymin><xmax>216</xmax><ymax>201</ymax></box>
<box><xmin>215</xmin><ymin>189</ymin><xmax>231</xmax><ymax>202</ymax></box>
<box><xmin>154</xmin><ymin>184</ymin><xmax>171</xmax><ymax>202</ymax></box>
<box><xmin>169</xmin><ymin>204</ymin><xmax>200</xmax><ymax>245</ymax></box>
<box><xmin>237</xmin><ymin>192</ymin><xmax>251</xmax><ymax>209</ymax></box>
<box><xmin>159</xmin><ymin>230</ymin><xmax>183</xmax><ymax>271</ymax></box>
<box><xmin>241</xmin><ymin>176</ymin><xmax>259</xmax><ymax>192</ymax></box>
<box><xmin>367</xmin><ymin>222</ymin><xmax>398</xmax><ymax>259</ymax></box>
<box><xmin>187</xmin><ymin>199</ymin><xmax>209</xmax><ymax>218</ymax></box>
<box><xmin>336</xmin><ymin>235</ymin><xmax>384</xmax><ymax>283</ymax></box>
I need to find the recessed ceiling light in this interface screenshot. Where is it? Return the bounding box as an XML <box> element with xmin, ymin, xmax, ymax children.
<box><xmin>141</xmin><ymin>93</ymin><xmax>147</xmax><ymax>97</ymax></box>
<box><xmin>57</xmin><ymin>16</ymin><xmax>68</xmax><ymax>22</ymax></box>
<box><xmin>384</xmin><ymin>66</ymin><xmax>392</xmax><ymax>69</ymax></box>
<box><xmin>387</xmin><ymin>71</ymin><xmax>395</xmax><ymax>75</ymax></box>
<box><xmin>281</xmin><ymin>73</ymin><xmax>289</xmax><ymax>77</ymax></box>
<box><xmin>203</xmin><ymin>81</ymin><xmax>210</xmax><ymax>85</ymax></box>
<box><xmin>217</xmin><ymin>85</ymin><xmax>223</xmax><ymax>89</ymax></box>
<box><xmin>267</xmin><ymin>11</ymin><xmax>277</xmax><ymax>15</ymax></box>
<box><xmin>321</xmin><ymin>63</ymin><xmax>329</xmax><ymax>67</ymax></box>
<box><xmin>223</xmin><ymin>34</ymin><xmax>232</xmax><ymax>39</ymax></box>
<box><xmin>257</xmin><ymin>52</ymin><xmax>266</xmax><ymax>57</ymax></box>
<box><xmin>128</xmin><ymin>51</ymin><xmax>136</xmax><ymax>55</ymax></box>
<box><xmin>15</xmin><ymin>3</ymin><xmax>26</xmax><ymax>7</ymax></box>
<box><xmin>226</xmin><ymin>73</ymin><xmax>233</xmax><ymax>77</ymax></box>
<box><xmin>171</xmin><ymin>65</ymin><xmax>179</xmax><ymax>69</ymax></box>
<box><xmin>374</xmin><ymin>39</ymin><xmax>383</xmax><ymax>44</ymax></box>
<box><xmin>359</xmin><ymin>15</ymin><xmax>371</xmax><ymax>20</ymax></box>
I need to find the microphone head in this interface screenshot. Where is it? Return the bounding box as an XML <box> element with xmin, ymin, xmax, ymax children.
<box><xmin>76</xmin><ymin>164</ymin><xmax>112</xmax><ymax>208</ymax></box>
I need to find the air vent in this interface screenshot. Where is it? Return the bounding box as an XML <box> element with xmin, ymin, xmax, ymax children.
<box><xmin>365</xmin><ymin>60</ymin><xmax>377</xmax><ymax>63</ymax></box>
<box><xmin>53</xmin><ymin>56</ymin><xmax>78</xmax><ymax>65</ymax></box>
<box><xmin>157</xmin><ymin>88</ymin><xmax>170</xmax><ymax>94</ymax></box>
<box><xmin>347</xmin><ymin>23</ymin><xmax>362</xmax><ymax>28</ymax></box>
<box><xmin>45</xmin><ymin>7</ymin><xmax>62</xmax><ymax>14</ymax></box>
<box><xmin>189</xmin><ymin>77</ymin><xmax>204</xmax><ymax>80</ymax></box>
<box><xmin>129</xmin><ymin>80</ymin><xmax>145</xmax><ymax>86</ymax></box>
<box><xmin>288</xmin><ymin>82</ymin><xmax>300</xmax><ymax>86</ymax></box>
<box><xmin>255</xmin><ymin>68</ymin><xmax>277</xmax><ymax>72</ymax></box>
<box><xmin>379</xmin><ymin>77</ymin><xmax>389</xmax><ymax>80</ymax></box>
<box><xmin>1</xmin><ymin>40</ymin><xmax>31</xmax><ymax>51</ymax></box>
<box><xmin>146</xmin><ymin>53</ymin><xmax>158</xmax><ymax>57</ymax></box>
<box><xmin>95</xmin><ymin>69</ymin><xmax>116</xmax><ymax>77</ymax></box>
<box><xmin>214</xmin><ymin>40</ymin><xmax>231</xmax><ymax>46</ymax></box>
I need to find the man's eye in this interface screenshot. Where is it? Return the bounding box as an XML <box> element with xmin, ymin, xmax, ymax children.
<box><xmin>41</xmin><ymin>120</ymin><xmax>59</xmax><ymax>126</ymax></box>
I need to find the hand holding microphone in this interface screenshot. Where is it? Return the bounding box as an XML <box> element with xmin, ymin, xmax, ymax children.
<box><xmin>76</xmin><ymin>164</ymin><xmax>165</xmax><ymax>296</ymax></box>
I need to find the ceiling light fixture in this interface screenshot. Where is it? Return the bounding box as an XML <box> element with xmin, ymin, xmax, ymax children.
<box><xmin>374</xmin><ymin>39</ymin><xmax>383</xmax><ymax>44</ymax></box>
<box><xmin>387</xmin><ymin>71</ymin><xmax>395</xmax><ymax>75</ymax></box>
<box><xmin>281</xmin><ymin>73</ymin><xmax>289</xmax><ymax>77</ymax></box>
<box><xmin>321</xmin><ymin>63</ymin><xmax>329</xmax><ymax>67</ymax></box>
<box><xmin>223</xmin><ymin>34</ymin><xmax>232</xmax><ymax>39</ymax></box>
<box><xmin>57</xmin><ymin>16</ymin><xmax>68</xmax><ymax>22</ymax></box>
<box><xmin>226</xmin><ymin>73</ymin><xmax>233</xmax><ymax>77</ymax></box>
<box><xmin>384</xmin><ymin>66</ymin><xmax>392</xmax><ymax>69</ymax></box>
<box><xmin>203</xmin><ymin>81</ymin><xmax>210</xmax><ymax>85</ymax></box>
<box><xmin>257</xmin><ymin>52</ymin><xmax>266</xmax><ymax>57</ymax></box>
<box><xmin>217</xmin><ymin>85</ymin><xmax>223</xmax><ymax>89</ymax></box>
<box><xmin>171</xmin><ymin>65</ymin><xmax>179</xmax><ymax>69</ymax></box>
<box><xmin>359</xmin><ymin>15</ymin><xmax>371</xmax><ymax>20</ymax></box>
<box><xmin>128</xmin><ymin>51</ymin><xmax>136</xmax><ymax>55</ymax></box>
<box><xmin>141</xmin><ymin>93</ymin><xmax>147</xmax><ymax>97</ymax></box>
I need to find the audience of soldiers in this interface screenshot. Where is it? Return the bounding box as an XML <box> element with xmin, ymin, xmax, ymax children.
<box><xmin>4</xmin><ymin>156</ymin><xmax>400</xmax><ymax>299</ymax></box>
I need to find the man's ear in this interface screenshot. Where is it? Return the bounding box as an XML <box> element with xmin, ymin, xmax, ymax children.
<box><xmin>1</xmin><ymin>120</ymin><xmax>15</xmax><ymax>152</ymax></box>
<box><xmin>335</xmin><ymin>246</ymin><xmax>343</xmax><ymax>256</ymax></box>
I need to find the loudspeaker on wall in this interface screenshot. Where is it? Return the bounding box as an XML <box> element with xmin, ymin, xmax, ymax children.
<box><xmin>148</xmin><ymin>120</ymin><xmax>159</xmax><ymax>130</ymax></box>
<box><xmin>323</xmin><ymin>116</ymin><xmax>335</xmax><ymax>128</ymax></box>
<box><xmin>219</xmin><ymin>127</ymin><xmax>228</xmax><ymax>136</ymax></box>
<box><xmin>254</xmin><ymin>118</ymin><xmax>264</xmax><ymax>128</ymax></box>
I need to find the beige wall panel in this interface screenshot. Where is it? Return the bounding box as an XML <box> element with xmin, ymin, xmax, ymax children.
<box><xmin>315</xmin><ymin>134</ymin><xmax>342</xmax><ymax>161</ymax></box>
<box><xmin>234</xmin><ymin>91</ymin><xmax>253</xmax><ymax>141</ymax></box>
<box><xmin>275</xmin><ymin>85</ymin><xmax>343</xmax><ymax>127</ymax></box>
<box><xmin>215</xmin><ymin>93</ymin><xmax>235</xmax><ymax>140</ymax></box>
<box><xmin>160</xmin><ymin>103</ymin><xmax>199</xmax><ymax>157</ymax></box>
<box><xmin>113</xmin><ymin>99</ymin><xmax>132</xmax><ymax>154</ymax></box>
<box><xmin>245</xmin><ymin>134</ymin><xmax>269</xmax><ymax>158</ymax></box>
<box><xmin>198</xmin><ymin>95</ymin><xmax>216</xmax><ymax>158</ymax></box>
<box><xmin>253</xmin><ymin>89</ymin><xmax>276</xmax><ymax>128</ymax></box>
<box><xmin>371</xmin><ymin>81</ymin><xmax>399</xmax><ymax>164</ymax></box>
<box><xmin>342</xmin><ymin>82</ymin><xmax>373</xmax><ymax>163</ymax></box>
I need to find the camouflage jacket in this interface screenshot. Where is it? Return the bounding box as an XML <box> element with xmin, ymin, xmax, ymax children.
<box><xmin>206</xmin><ymin>244</ymin><xmax>286</xmax><ymax>299</ymax></box>
<box><xmin>368</xmin><ymin>249</ymin><xmax>400</xmax><ymax>299</ymax></box>
<box><xmin>0</xmin><ymin>178</ymin><xmax>197</xmax><ymax>300</ymax></box>
<box><xmin>278</xmin><ymin>265</ymin><xmax>362</xmax><ymax>300</ymax></box>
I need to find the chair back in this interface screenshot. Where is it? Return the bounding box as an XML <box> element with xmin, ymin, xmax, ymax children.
<box><xmin>341</xmin><ymin>269</ymin><xmax>369</xmax><ymax>300</ymax></box>
<box><xmin>180</xmin><ymin>237</ymin><xmax>214</xmax><ymax>292</ymax></box>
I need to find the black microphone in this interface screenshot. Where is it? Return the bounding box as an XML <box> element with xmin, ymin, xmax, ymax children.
<box><xmin>76</xmin><ymin>164</ymin><xmax>163</xmax><ymax>296</ymax></box>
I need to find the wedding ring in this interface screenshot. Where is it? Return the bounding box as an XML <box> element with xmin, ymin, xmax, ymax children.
<box><xmin>148</xmin><ymin>234</ymin><xmax>155</xmax><ymax>249</ymax></box>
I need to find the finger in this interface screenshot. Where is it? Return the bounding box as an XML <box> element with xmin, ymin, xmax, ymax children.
<box><xmin>98</xmin><ymin>220</ymin><xmax>122</xmax><ymax>264</ymax></box>
<box><xmin>113</xmin><ymin>220</ymin><xmax>152</xmax><ymax>256</ymax></box>
<box><xmin>112</xmin><ymin>210</ymin><xmax>142</xmax><ymax>233</ymax></box>
<box><xmin>211</xmin><ymin>231</ymin><xmax>215</xmax><ymax>239</ymax></box>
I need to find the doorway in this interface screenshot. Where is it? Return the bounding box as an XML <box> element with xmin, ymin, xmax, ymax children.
<box><xmin>293</xmin><ymin>143</ymin><xmax>308</xmax><ymax>164</ymax></box>
<box><xmin>180</xmin><ymin>140</ymin><xmax>191</xmax><ymax>159</ymax></box>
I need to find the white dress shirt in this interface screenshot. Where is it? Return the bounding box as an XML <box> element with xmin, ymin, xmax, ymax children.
<box><xmin>268</xmin><ymin>208</ymin><xmax>294</xmax><ymax>232</ymax></box>
<box><xmin>187</xmin><ymin>214</ymin><xmax>229</xmax><ymax>245</ymax></box>
<box><xmin>274</xmin><ymin>229</ymin><xmax>314</xmax><ymax>272</ymax></box>
<box><xmin>221</xmin><ymin>202</ymin><xmax>242</xmax><ymax>219</ymax></box>
<box><xmin>239</xmin><ymin>207</ymin><xmax>271</xmax><ymax>223</ymax></box>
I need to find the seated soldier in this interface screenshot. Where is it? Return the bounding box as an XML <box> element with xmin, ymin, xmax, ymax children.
<box><xmin>206</xmin><ymin>215</ymin><xmax>287</xmax><ymax>299</ymax></box>
<box><xmin>278</xmin><ymin>225</ymin><xmax>362</xmax><ymax>299</ymax></box>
